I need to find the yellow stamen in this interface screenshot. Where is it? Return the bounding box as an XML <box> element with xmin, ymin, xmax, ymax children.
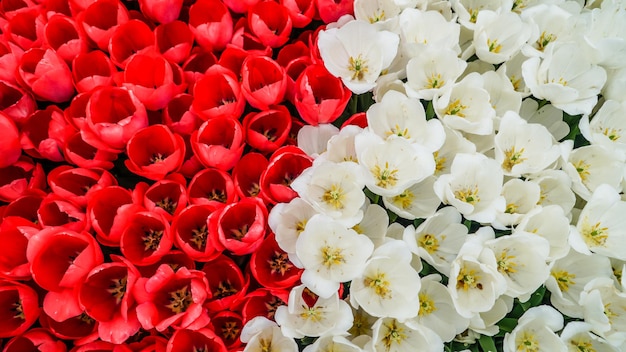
<box><xmin>551</xmin><ymin>269</ymin><xmax>576</xmax><ymax>292</ymax></box>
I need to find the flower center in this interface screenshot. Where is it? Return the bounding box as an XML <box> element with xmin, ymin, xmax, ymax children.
<box><xmin>570</xmin><ymin>338</ymin><xmax>596</xmax><ymax>352</ymax></box>
<box><xmin>426</xmin><ymin>73</ymin><xmax>444</xmax><ymax>89</ymax></box>
<box><xmin>209</xmin><ymin>189</ymin><xmax>226</xmax><ymax>202</ymax></box>
<box><xmin>221</xmin><ymin>321</ymin><xmax>241</xmax><ymax>340</ymax></box>
<box><xmin>418</xmin><ymin>233</ymin><xmax>441</xmax><ymax>254</ymax></box>
<box><xmin>551</xmin><ymin>269</ymin><xmax>576</xmax><ymax>292</ymax></box>
<box><xmin>433</xmin><ymin>151</ymin><xmax>446</xmax><ymax>174</ymax></box>
<box><xmin>536</xmin><ymin>31</ymin><xmax>556</xmax><ymax>51</ymax></box>
<box><xmin>582</xmin><ymin>220</ymin><xmax>609</xmax><ymax>247</ymax></box>
<box><xmin>456</xmin><ymin>266</ymin><xmax>482</xmax><ymax>291</ymax></box>
<box><xmin>444</xmin><ymin>99</ymin><xmax>467</xmax><ymax>117</ymax></box>
<box><xmin>372</xmin><ymin>162</ymin><xmax>399</xmax><ymax>188</ymax></box>
<box><xmin>166</xmin><ymin>285</ymin><xmax>192</xmax><ymax>314</ymax></box>
<box><xmin>259</xmin><ymin>339</ymin><xmax>273</xmax><ymax>352</ymax></box>
<box><xmin>248</xmin><ymin>182</ymin><xmax>260</xmax><ymax>196</ymax></box>
<box><xmin>348</xmin><ymin>54</ymin><xmax>369</xmax><ymax>81</ymax></box>
<box><xmin>295</xmin><ymin>219</ymin><xmax>307</xmax><ymax>234</ymax></box>
<box><xmin>382</xmin><ymin>320</ymin><xmax>407</xmax><ymax>350</ymax></box>
<box><xmin>510</xmin><ymin>75</ymin><xmax>522</xmax><ymax>91</ymax></box>
<box><xmin>150</xmin><ymin>152</ymin><xmax>167</xmax><ymax>164</ymax></box>
<box><xmin>604</xmin><ymin>303</ymin><xmax>617</xmax><ymax>324</ymax></box>
<box><xmin>214</xmin><ymin>280</ymin><xmax>238</xmax><ymax>299</ymax></box>
<box><xmin>392</xmin><ymin>189</ymin><xmax>414</xmax><ymax>210</ymax></box>
<box><xmin>268</xmin><ymin>251</ymin><xmax>293</xmax><ymax>276</ymax></box>
<box><xmin>551</xmin><ymin>77</ymin><xmax>568</xmax><ymax>86</ymax></box>
<box><xmin>602</xmin><ymin>126</ymin><xmax>621</xmax><ymax>141</ymax></box>
<box><xmin>155</xmin><ymin>197</ymin><xmax>177</xmax><ymax>215</ymax></box>
<box><xmin>230</xmin><ymin>224</ymin><xmax>249</xmax><ymax>240</ymax></box>
<box><xmin>321</xmin><ymin>246</ymin><xmax>344</xmax><ymax>268</ymax></box>
<box><xmin>418</xmin><ymin>293</ymin><xmax>437</xmax><ymax>316</ymax></box>
<box><xmin>142</xmin><ymin>229</ymin><xmax>163</xmax><ymax>251</ymax></box>
<box><xmin>264</xmin><ymin>296</ymin><xmax>283</xmax><ymax>319</ymax></box>
<box><xmin>368</xmin><ymin>9</ymin><xmax>385</xmax><ymax>23</ymax></box>
<box><xmin>572</xmin><ymin>159</ymin><xmax>591</xmax><ymax>183</ymax></box>
<box><xmin>107</xmin><ymin>276</ymin><xmax>127</xmax><ymax>304</ymax></box>
<box><xmin>487</xmin><ymin>38</ymin><xmax>502</xmax><ymax>53</ymax></box>
<box><xmin>262</xmin><ymin>128</ymin><xmax>277</xmax><ymax>142</ymax></box>
<box><xmin>12</xmin><ymin>300</ymin><xmax>24</xmax><ymax>320</ymax></box>
<box><xmin>517</xmin><ymin>332</ymin><xmax>540</xmax><ymax>352</ymax></box>
<box><xmin>190</xmin><ymin>224</ymin><xmax>208</xmax><ymax>250</ymax></box>
<box><xmin>79</xmin><ymin>312</ymin><xmax>95</xmax><ymax>324</ymax></box>
<box><xmin>502</xmin><ymin>147</ymin><xmax>526</xmax><ymax>172</ymax></box>
<box><xmin>299</xmin><ymin>306</ymin><xmax>323</xmax><ymax>322</ymax></box>
<box><xmin>364</xmin><ymin>272</ymin><xmax>392</xmax><ymax>298</ymax></box>
<box><xmin>505</xmin><ymin>202</ymin><xmax>518</xmax><ymax>214</ymax></box>
<box><xmin>322</xmin><ymin>184</ymin><xmax>346</xmax><ymax>210</ymax></box>
<box><xmin>386</xmin><ymin>124</ymin><xmax>411</xmax><ymax>138</ymax></box>
<box><xmin>497</xmin><ymin>250</ymin><xmax>518</xmax><ymax>275</ymax></box>
<box><xmin>454</xmin><ymin>186</ymin><xmax>480</xmax><ymax>205</ymax></box>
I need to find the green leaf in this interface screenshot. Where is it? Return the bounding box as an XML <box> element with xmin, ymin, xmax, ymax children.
<box><xmin>363</xmin><ymin>187</ymin><xmax>380</xmax><ymax>204</ymax></box>
<box><xmin>497</xmin><ymin>317</ymin><xmax>518</xmax><ymax>334</ymax></box>
<box><xmin>425</xmin><ymin>100</ymin><xmax>436</xmax><ymax>120</ymax></box>
<box><xmin>478</xmin><ymin>335</ymin><xmax>497</xmax><ymax>352</ymax></box>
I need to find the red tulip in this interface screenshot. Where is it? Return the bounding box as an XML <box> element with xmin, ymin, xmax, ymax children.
<box><xmin>293</xmin><ymin>64</ymin><xmax>351</xmax><ymax>125</ymax></box>
<box><xmin>0</xmin><ymin>280</ymin><xmax>40</xmax><ymax>338</ymax></box>
<box><xmin>217</xmin><ymin>45</ymin><xmax>249</xmax><ymax>80</ymax></box>
<box><xmin>222</xmin><ymin>0</ymin><xmax>259</xmax><ymax>13</ymax></box>
<box><xmin>315</xmin><ymin>0</ymin><xmax>353</xmax><ymax>23</ymax></box>
<box><xmin>17</xmin><ymin>48</ymin><xmax>75</xmax><ymax>103</ymax></box>
<box><xmin>0</xmin><ymin>40</ymin><xmax>22</xmax><ymax>85</ymax></box>
<box><xmin>188</xmin><ymin>0</ymin><xmax>233</xmax><ymax>52</ymax></box>
<box><xmin>83</xmin><ymin>86</ymin><xmax>149</xmax><ymax>152</ymax></box>
<box><xmin>64</xmin><ymin>132</ymin><xmax>118</xmax><ymax>170</ymax></box>
<box><xmin>154</xmin><ymin>20</ymin><xmax>193</xmax><ymax>64</ymax></box>
<box><xmin>124</xmin><ymin>124</ymin><xmax>186</xmax><ymax>180</ymax></box>
<box><xmin>134</xmin><ymin>264</ymin><xmax>211</xmax><ymax>332</ymax></box>
<box><xmin>72</xmin><ymin>50</ymin><xmax>117</xmax><ymax>93</ymax></box>
<box><xmin>248</xmin><ymin>1</ymin><xmax>293</xmax><ymax>48</ymax></box>
<box><xmin>142</xmin><ymin>179</ymin><xmax>188</xmax><ymax>220</ymax></box>
<box><xmin>108</xmin><ymin>19</ymin><xmax>154</xmax><ymax>69</ymax></box>
<box><xmin>37</xmin><ymin>193</ymin><xmax>87</xmax><ymax>231</ymax></box>
<box><xmin>250</xmin><ymin>233</ymin><xmax>302</xmax><ymax>290</ymax></box>
<box><xmin>5</xmin><ymin>8</ymin><xmax>44</xmax><ymax>50</ymax></box>
<box><xmin>0</xmin><ymin>111</ymin><xmax>21</xmax><ymax>169</ymax></box>
<box><xmin>240</xmin><ymin>288</ymin><xmax>288</xmax><ymax>323</ymax></box>
<box><xmin>201</xmin><ymin>254</ymin><xmax>248</xmax><ymax>312</ymax></box>
<box><xmin>38</xmin><ymin>310</ymin><xmax>98</xmax><ymax>342</ymax></box>
<box><xmin>0</xmin><ymin>80</ymin><xmax>36</xmax><ymax>124</ymax></box>
<box><xmin>191</xmin><ymin>117</ymin><xmax>245</xmax><ymax>171</ymax></box>
<box><xmin>181</xmin><ymin>50</ymin><xmax>217</xmax><ymax>91</ymax></box>
<box><xmin>165</xmin><ymin>328</ymin><xmax>227</xmax><ymax>352</ymax></box>
<box><xmin>210</xmin><ymin>197</ymin><xmax>268</xmax><ymax>256</ymax></box>
<box><xmin>122</xmin><ymin>51</ymin><xmax>186</xmax><ymax>111</ymax></box>
<box><xmin>79</xmin><ymin>256</ymin><xmax>141</xmax><ymax>344</ymax></box>
<box><xmin>281</xmin><ymin>0</ymin><xmax>315</xmax><ymax>28</ymax></box>
<box><xmin>42</xmin><ymin>0</ymin><xmax>72</xmax><ymax>17</ymax></box>
<box><xmin>241</xmin><ymin>55</ymin><xmax>288</xmax><ymax>110</ymax></box>
<box><xmin>259</xmin><ymin>146</ymin><xmax>312</xmax><ymax>204</ymax></box>
<box><xmin>20</xmin><ymin>105</ymin><xmax>75</xmax><ymax>162</ymax></box>
<box><xmin>67</xmin><ymin>341</ymin><xmax>115</xmax><ymax>352</ymax></box>
<box><xmin>0</xmin><ymin>156</ymin><xmax>45</xmax><ymax>203</ymax></box>
<box><xmin>26</xmin><ymin>227</ymin><xmax>103</xmax><ymax>292</ymax></box>
<box><xmin>232</xmin><ymin>152</ymin><xmax>268</xmax><ymax>199</ymax></box>
<box><xmin>48</xmin><ymin>166</ymin><xmax>116</xmax><ymax>208</ymax></box>
<box><xmin>243</xmin><ymin>105</ymin><xmax>292</xmax><ymax>153</ymax></box>
<box><xmin>78</xmin><ymin>0</ymin><xmax>130</xmax><ymax>50</ymax></box>
<box><xmin>187</xmin><ymin>167</ymin><xmax>237</xmax><ymax>207</ymax></box>
<box><xmin>134</xmin><ymin>249</ymin><xmax>196</xmax><ymax>278</ymax></box>
<box><xmin>120</xmin><ymin>211</ymin><xmax>172</xmax><ymax>266</ymax></box>
<box><xmin>191</xmin><ymin>65</ymin><xmax>245</xmax><ymax>121</ymax></box>
<box><xmin>86</xmin><ymin>186</ymin><xmax>140</xmax><ymax>247</ymax></box>
<box><xmin>0</xmin><ymin>0</ymin><xmax>39</xmax><ymax>19</ymax></box>
<box><xmin>138</xmin><ymin>0</ymin><xmax>183</xmax><ymax>24</ymax></box>
<box><xmin>209</xmin><ymin>311</ymin><xmax>243</xmax><ymax>350</ymax></box>
<box><xmin>1</xmin><ymin>191</ymin><xmax>45</xmax><ymax>224</ymax></box>
<box><xmin>43</xmin><ymin>14</ymin><xmax>88</xmax><ymax>65</ymax></box>
<box><xmin>162</xmin><ymin>93</ymin><xmax>200</xmax><ymax>136</ymax></box>
<box><xmin>172</xmin><ymin>204</ymin><xmax>222</xmax><ymax>262</ymax></box>
<box><xmin>1</xmin><ymin>328</ymin><xmax>67</xmax><ymax>352</ymax></box>
<box><xmin>0</xmin><ymin>216</ymin><xmax>39</xmax><ymax>280</ymax></box>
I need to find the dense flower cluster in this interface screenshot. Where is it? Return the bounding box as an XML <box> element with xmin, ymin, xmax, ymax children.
<box><xmin>2</xmin><ymin>0</ymin><xmax>626</xmax><ymax>351</ymax></box>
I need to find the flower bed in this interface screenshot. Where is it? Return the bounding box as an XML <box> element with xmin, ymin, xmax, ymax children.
<box><xmin>1</xmin><ymin>0</ymin><xmax>625</xmax><ymax>351</ymax></box>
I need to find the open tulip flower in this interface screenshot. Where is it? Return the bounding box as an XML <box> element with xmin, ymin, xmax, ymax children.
<box><xmin>1</xmin><ymin>0</ymin><xmax>626</xmax><ymax>351</ymax></box>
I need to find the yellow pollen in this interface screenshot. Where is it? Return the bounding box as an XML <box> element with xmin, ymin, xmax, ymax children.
<box><xmin>433</xmin><ymin>151</ymin><xmax>446</xmax><ymax>174</ymax></box>
<box><xmin>150</xmin><ymin>152</ymin><xmax>167</xmax><ymax>164</ymax></box>
<box><xmin>418</xmin><ymin>233</ymin><xmax>440</xmax><ymax>254</ymax></box>
<box><xmin>604</xmin><ymin>303</ymin><xmax>617</xmax><ymax>324</ymax></box>
<box><xmin>142</xmin><ymin>229</ymin><xmax>163</xmax><ymax>251</ymax></box>
<box><xmin>517</xmin><ymin>331</ymin><xmax>540</xmax><ymax>352</ymax></box>
<box><xmin>602</xmin><ymin>127</ymin><xmax>621</xmax><ymax>141</ymax></box>
<box><xmin>570</xmin><ymin>338</ymin><xmax>596</xmax><ymax>352</ymax></box>
<box><xmin>487</xmin><ymin>39</ymin><xmax>502</xmax><ymax>53</ymax></box>
<box><xmin>166</xmin><ymin>285</ymin><xmax>192</xmax><ymax>314</ymax></box>
<box><xmin>551</xmin><ymin>77</ymin><xmax>568</xmax><ymax>86</ymax></box>
<box><xmin>322</xmin><ymin>184</ymin><xmax>345</xmax><ymax>210</ymax></box>
<box><xmin>386</xmin><ymin>124</ymin><xmax>411</xmax><ymax>138</ymax></box>
<box><xmin>190</xmin><ymin>225</ymin><xmax>208</xmax><ymax>250</ymax></box>
<box><xmin>536</xmin><ymin>31</ymin><xmax>556</xmax><ymax>51</ymax></box>
<box><xmin>572</xmin><ymin>159</ymin><xmax>591</xmax><ymax>182</ymax></box>
<box><xmin>372</xmin><ymin>162</ymin><xmax>399</xmax><ymax>188</ymax></box>
<box><xmin>299</xmin><ymin>306</ymin><xmax>323</xmax><ymax>322</ymax></box>
<box><xmin>469</xmin><ymin>8</ymin><xmax>479</xmax><ymax>23</ymax></box>
<box><xmin>418</xmin><ymin>293</ymin><xmax>437</xmax><ymax>316</ymax></box>
<box><xmin>502</xmin><ymin>147</ymin><xmax>526</xmax><ymax>172</ymax></box>
<box><xmin>381</xmin><ymin>320</ymin><xmax>407</xmax><ymax>350</ymax></box>
<box><xmin>456</xmin><ymin>266</ymin><xmax>482</xmax><ymax>291</ymax></box>
<box><xmin>551</xmin><ymin>269</ymin><xmax>576</xmax><ymax>292</ymax></box>
<box><xmin>248</xmin><ymin>182</ymin><xmax>260</xmax><ymax>196</ymax></box>
<box><xmin>454</xmin><ymin>186</ymin><xmax>480</xmax><ymax>205</ymax></box>
<box><xmin>364</xmin><ymin>272</ymin><xmax>392</xmax><ymax>298</ymax></box>
<box><xmin>107</xmin><ymin>276</ymin><xmax>127</xmax><ymax>305</ymax></box>
<box><xmin>392</xmin><ymin>189</ymin><xmax>414</xmax><ymax>209</ymax></box>
<box><xmin>221</xmin><ymin>321</ymin><xmax>240</xmax><ymax>340</ymax></box>
<box><xmin>444</xmin><ymin>99</ymin><xmax>467</xmax><ymax>117</ymax></box>
<box><xmin>155</xmin><ymin>197</ymin><xmax>177</xmax><ymax>214</ymax></box>
<box><xmin>295</xmin><ymin>219</ymin><xmax>307</xmax><ymax>234</ymax></box>
<box><xmin>230</xmin><ymin>224</ymin><xmax>249</xmax><ymax>240</ymax></box>
<box><xmin>12</xmin><ymin>300</ymin><xmax>25</xmax><ymax>320</ymax></box>
<box><xmin>348</xmin><ymin>54</ymin><xmax>369</xmax><ymax>81</ymax></box>
<box><xmin>321</xmin><ymin>246</ymin><xmax>344</xmax><ymax>268</ymax></box>
<box><xmin>268</xmin><ymin>251</ymin><xmax>293</xmax><ymax>276</ymax></box>
<box><xmin>581</xmin><ymin>220</ymin><xmax>609</xmax><ymax>247</ymax></box>
<box><xmin>505</xmin><ymin>202</ymin><xmax>518</xmax><ymax>214</ymax></box>
<box><xmin>497</xmin><ymin>250</ymin><xmax>518</xmax><ymax>274</ymax></box>
<box><xmin>259</xmin><ymin>338</ymin><xmax>273</xmax><ymax>352</ymax></box>
<box><xmin>613</xmin><ymin>266</ymin><xmax>622</xmax><ymax>283</ymax></box>
<box><xmin>214</xmin><ymin>280</ymin><xmax>238</xmax><ymax>299</ymax></box>
<box><xmin>368</xmin><ymin>9</ymin><xmax>385</xmax><ymax>23</ymax></box>
<box><xmin>426</xmin><ymin>73</ymin><xmax>445</xmax><ymax>89</ymax></box>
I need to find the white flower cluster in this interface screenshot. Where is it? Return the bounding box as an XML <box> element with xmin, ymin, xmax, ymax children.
<box><xmin>242</xmin><ymin>0</ymin><xmax>626</xmax><ymax>351</ymax></box>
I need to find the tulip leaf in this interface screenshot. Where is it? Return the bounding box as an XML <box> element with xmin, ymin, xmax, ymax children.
<box><xmin>479</xmin><ymin>335</ymin><xmax>497</xmax><ymax>352</ymax></box>
<box><xmin>497</xmin><ymin>318</ymin><xmax>518</xmax><ymax>335</ymax></box>
<box><xmin>425</xmin><ymin>100</ymin><xmax>435</xmax><ymax>120</ymax></box>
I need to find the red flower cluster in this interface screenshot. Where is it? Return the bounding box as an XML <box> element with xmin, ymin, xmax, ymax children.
<box><xmin>0</xmin><ymin>0</ymin><xmax>356</xmax><ymax>350</ymax></box>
